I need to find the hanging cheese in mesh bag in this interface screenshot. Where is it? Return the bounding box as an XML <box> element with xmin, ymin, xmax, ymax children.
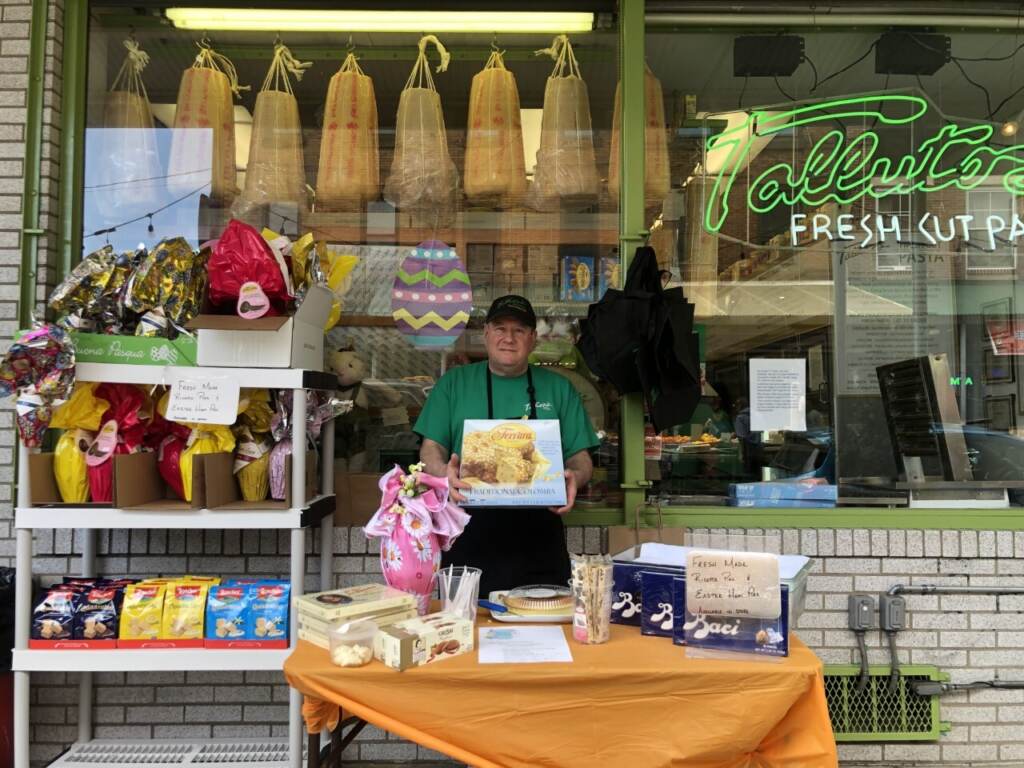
<box><xmin>316</xmin><ymin>52</ymin><xmax>379</xmax><ymax>211</ymax></box>
<box><xmin>242</xmin><ymin>42</ymin><xmax>311</xmax><ymax>208</ymax></box>
<box><xmin>529</xmin><ymin>35</ymin><xmax>599</xmax><ymax>210</ymax></box>
<box><xmin>383</xmin><ymin>35</ymin><xmax>458</xmax><ymax>224</ymax></box>
<box><xmin>608</xmin><ymin>64</ymin><xmax>670</xmax><ymax>202</ymax></box>
<box><xmin>167</xmin><ymin>40</ymin><xmax>248</xmax><ymax>206</ymax></box>
<box><xmin>96</xmin><ymin>39</ymin><xmax>160</xmax><ymax>219</ymax></box>
<box><xmin>464</xmin><ymin>49</ymin><xmax>526</xmax><ymax>204</ymax></box>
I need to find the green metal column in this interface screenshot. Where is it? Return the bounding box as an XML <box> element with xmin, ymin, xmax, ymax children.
<box><xmin>19</xmin><ymin>0</ymin><xmax>49</xmax><ymax>328</ymax></box>
<box><xmin>59</xmin><ymin>0</ymin><xmax>89</xmax><ymax>280</ymax></box>
<box><xmin>618</xmin><ymin>0</ymin><xmax>649</xmax><ymax>518</ymax></box>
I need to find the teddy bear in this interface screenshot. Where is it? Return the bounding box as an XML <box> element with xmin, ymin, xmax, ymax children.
<box><xmin>328</xmin><ymin>349</ymin><xmax>371</xmax><ymax>411</ymax></box>
<box><xmin>328</xmin><ymin>347</ymin><xmax>407</xmax><ymax>471</ymax></box>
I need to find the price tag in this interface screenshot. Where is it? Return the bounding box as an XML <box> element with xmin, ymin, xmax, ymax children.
<box><xmin>685</xmin><ymin>550</ymin><xmax>781</xmax><ymax>620</ymax></box>
<box><xmin>166</xmin><ymin>377</ymin><xmax>240</xmax><ymax>425</ymax></box>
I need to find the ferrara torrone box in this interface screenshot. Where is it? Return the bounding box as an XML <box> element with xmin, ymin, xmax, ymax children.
<box><xmin>459</xmin><ymin>420</ymin><xmax>566</xmax><ymax>507</ymax></box>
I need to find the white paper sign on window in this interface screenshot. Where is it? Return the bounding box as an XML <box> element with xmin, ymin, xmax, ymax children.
<box><xmin>749</xmin><ymin>358</ymin><xmax>807</xmax><ymax>432</ymax></box>
<box><xmin>685</xmin><ymin>550</ymin><xmax>781</xmax><ymax>620</ymax></box>
<box><xmin>165</xmin><ymin>377</ymin><xmax>240</xmax><ymax>425</ymax></box>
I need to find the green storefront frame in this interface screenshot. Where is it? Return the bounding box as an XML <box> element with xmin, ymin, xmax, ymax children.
<box><xmin>25</xmin><ymin>0</ymin><xmax>1024</xmax><ymax>530</ymax></box>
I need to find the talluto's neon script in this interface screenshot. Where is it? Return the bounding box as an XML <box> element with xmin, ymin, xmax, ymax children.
<box><xmin>703</xmin><ymin>94</ymin><xmax>1024</xmax><ymax>237</ymax></box>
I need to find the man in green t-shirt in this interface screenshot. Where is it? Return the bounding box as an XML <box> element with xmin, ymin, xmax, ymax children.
<box><xmin>415</xmin><ymin>295</ymin><xmax>600</xmax><ymax>594</ymax></box>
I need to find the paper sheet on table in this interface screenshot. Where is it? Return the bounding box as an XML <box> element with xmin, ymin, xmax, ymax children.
<box><xmin>477</xmin><ymin>626</ymin><xmax>573</xmax><ymax>664</ymax></box>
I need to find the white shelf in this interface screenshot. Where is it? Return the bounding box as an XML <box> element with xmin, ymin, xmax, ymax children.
<box><xmin>13</xmin><ymin>647</ymin><xmax>290</xmax><ymax>673</ymax></box>
<box><xmin>16</xmin><ymin>494</ymin><xmax>334</xmax><ymax>530</ymax></box>
<box><xmin>49</xmin><ymin>739</ymin><xmax>294</xmax><ymax>767</ymax></box>
<box><xmin>75</xmin><ymin>362</ymin><xmax>337</xmax><ymax>390</ymax></box>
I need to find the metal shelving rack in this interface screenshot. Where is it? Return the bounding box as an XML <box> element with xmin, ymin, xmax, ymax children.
<box><xmin>13</xmin><ymin>363</ymin><xmax>339</xmax><ymax>768</ymax></box>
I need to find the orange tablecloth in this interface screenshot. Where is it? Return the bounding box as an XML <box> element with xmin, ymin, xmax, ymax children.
<box><xmin>284</xmin><ymin>622</ymin><xmax>838</xmax><ymax>768</ymax></box>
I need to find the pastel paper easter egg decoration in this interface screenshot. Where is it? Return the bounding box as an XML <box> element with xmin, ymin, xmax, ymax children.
<box><xmin>391</xmin><ymin>241</ymin><xmax>472</xmax><ymax>349</ymax></box>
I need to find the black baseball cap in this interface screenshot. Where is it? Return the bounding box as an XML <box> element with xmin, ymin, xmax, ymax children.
<box><xmin>485</xmin><ymin>295</ymin><xmax>537</xmax><ymax>328</ymax></box>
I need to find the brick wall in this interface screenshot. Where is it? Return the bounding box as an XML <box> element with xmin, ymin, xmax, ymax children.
<box><xmin>25</xmin><ymin>523</ymin><xmax>1024</xmax><ymax>766</ymax></box>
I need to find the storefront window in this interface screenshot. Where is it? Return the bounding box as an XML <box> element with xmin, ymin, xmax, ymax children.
<box><xmin>646</xmin><ymin>25</ymin><xmax>1024</xmax><ymax>508</ymax></box>
<box><xmin>82</xmin><ymin>6</ymin><xmax>621</xmax><ymax>506</ymax></box>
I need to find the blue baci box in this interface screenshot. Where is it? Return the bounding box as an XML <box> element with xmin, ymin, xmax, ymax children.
<box><xmin>612</xmin><ymin>543</ymin><xmax>811</xmax><ymax>630</ymax></box>
<box><xmin>671</xmin><ymin>575</ymin><xmax>791</xmax><ymax>656</ymax></box>
<box><xmin>640</xmin><ymin>571</ymin><xmax>683</xmax><ymax>638</ymax></box>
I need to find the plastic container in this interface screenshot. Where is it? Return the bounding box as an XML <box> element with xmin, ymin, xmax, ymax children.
<box><xmin>328</xmin><ymin>618</ymin><xmax>378</xmax><ymax>668</ymax></box>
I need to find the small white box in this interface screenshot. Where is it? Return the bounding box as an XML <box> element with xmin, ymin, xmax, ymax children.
<box><xmin>186</xmin><ymin>285</ymin><xmax>333</xmax><ymax>370</ymax></box>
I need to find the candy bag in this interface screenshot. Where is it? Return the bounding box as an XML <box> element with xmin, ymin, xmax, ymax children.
<box><xmin>86</xmin><ymin>384</ymin><xmax>151</xmax><ymax>503</ymax></box>
<box><xmin>123</xmin><ymin>238</ymin><xmax>209</xmax><ymax>328</ymax></box>
<box><xmin>167</xmin><ymin>41</ymin><xmax>247</xmax><ymax>206</ymax></box>
<box><xmin>316</xmin><ymin>52</ymin><xmax>379</xmax><ymax>212</ymax></box>
<box><xmin>242</xmin><ymin>42</ymin><xmax>310</xmax><ymax>207</ymax></box>
<box><xmin>0</xmin><ymin>325</ymin><xmax>76</xmax><ymax>447</ymax></box>
<box><xmin>234</xmin><ymin>427</ymin><xmax>271</xmax><ymax>502</ymax></box>
<box><xmin>208</xmin><ymin>219</ymin><xmax>292</xmax><ymax>318</ymax></box>
<box><xmin>250</xmin><ymin>582</ymin><xmax>289</xmax><ymax>640</ymax></box>
<box><xmin>206</xmin><ymin>585</ymin><xmax>251</xmax><ymax>640</ymax></box>
<box><xmin>119</xmin><ymin>583</ymin><xmax>165</xmax><ymax>640</ymax></box>
<box><xmin>54</xmin><ymin>429</ymin><xmax>94</xmax><ymax>503</ymax></box>
<box><xmin>161</xmin><ymin>581</ymin><xmax>209</xmax><ymax>639</ymax></box>
<box><xmin>51</xmin><ymin>382</ymin><xmax>109</xmax><ymax>432</ymax></box>
<box><xmin>75</xmin><ymin>586</ymin><xmax>119</xmax><ymax>640</ymax></box>
<box><xmin>32</xmin><ymin>586</ymin><xmax>79</xmax><ymax>641</ymax></box>
<box><xmin>51</xmin><ymin>382</ymin><xmax>110</xmax><ymax>501</ymax></box>
<box><xmin>322</xmin><ymin>247</ymin><xmax>359</xmax><ymax>330</ymax></box>
<box><xmin>48</xmin><ymin>246</ymin><xmax>116</xmax><ymax>319</ymax></box>
<box><xmin>383</xmin><ymin>36</ymin><xmax>457</xmax><ymax>222</ymax></box>
<box><xmin>269</xmin><ymin>438</ymin><xmax>293</xmax><ymax>501</ymax></box>
<box><xmin>237</xmin><ymin>388</ymin><xmax>274</xmax><ymax>434</ymax></box>
<box><xmin>157</xmin><ymin>434</ymin><xmax>187</xmax><ymax>500</ymax></box>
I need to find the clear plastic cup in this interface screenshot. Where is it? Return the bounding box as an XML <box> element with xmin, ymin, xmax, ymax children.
<box><xmin>439</xmin><ymin>566</ymin><xmax>482</xmax><ymax>623</ymax></box>
<box><xmin>328</xmin><ymin>618</ymin><xmax>378</xmax><ymax>667</ymax></box>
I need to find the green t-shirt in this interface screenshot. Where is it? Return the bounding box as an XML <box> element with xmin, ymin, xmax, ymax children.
<box><xmin>414</xmin><ymin>361</ymin><xmax>600</xmax><ymax>461</ymax></box>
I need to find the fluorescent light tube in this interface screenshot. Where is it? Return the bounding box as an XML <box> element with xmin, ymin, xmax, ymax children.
<box><xmin>165</xmin><ymin>9</ymin><xmax>594</xmax><ymax>33</ymax></box>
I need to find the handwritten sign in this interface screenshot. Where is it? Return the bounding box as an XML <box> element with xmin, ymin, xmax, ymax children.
<box><xmin>165</xmin><ymin>377</ymin><xmax>240</xmax><ymax>425</ymax></box>
<box><xmin>685</xmin><ymin>550</ymin><xmax>781</xmax><ymax>620</ymax></box>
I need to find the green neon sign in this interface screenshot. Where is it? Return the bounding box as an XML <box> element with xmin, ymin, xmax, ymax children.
<box><xmin>704</xmin><ymin>94</ymin><xmax>1024</xmax><ymax>233</ymax></box>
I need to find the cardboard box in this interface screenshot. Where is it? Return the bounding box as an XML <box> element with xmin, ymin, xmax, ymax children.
<box><xmin>295</xmin><ymin>584</ymin><xmax>417</xmax><ymax>623</ymax></box>
<box><xmin>374</xmin><ymin>612</ymin><xmax>474</xmax><ymax>671</ymax></box>
<box><xmin>70</xmin><ymin>332</ymin><xmax>197</xmax><ymax>367</ymax></box>
<box><xmin>728</xmin><ymin>482</ymin><xmax>838</xmax><ymax>502</ymax></box>
<box><xmin>334</xmin><ymin>470</ymin><xmax>386</xmax><ymax>525</ymax></box>
<box><xmin>297</xmin><ymin>605</ymin><xmax>418</xmax><ymax>649</ymax></box>
<box><xmin>185</xmin><ymin>285</ymin><xmax>333</xmax><ymax>370</ymax></box>
<box><xmin>560</xmin><ymin>253</ymin><xmax>596</xmax><ymax>302</ymax></box>
<box><xmin>460</xmin><ymin>419</ymin><xmax>567</xmax><ymax>507</ymax></box>
<box><xmin>27</xmin><ymin>453</ymin><xmax>106</xmax><ymax>508</ymax></box>
<box><xmin>113</xmin><ymin>452</ymin><xmax>206</xmax><ymax>511</ymax></box>
<box><xmin>203</xmin><ymin>451</ymin><xmax>316</xmax><ymax>510</ymax></box>
<box><xmin>670</xmin><ymin>574</ymin><xmax>791</xmax><ymax>657</ymax></box>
